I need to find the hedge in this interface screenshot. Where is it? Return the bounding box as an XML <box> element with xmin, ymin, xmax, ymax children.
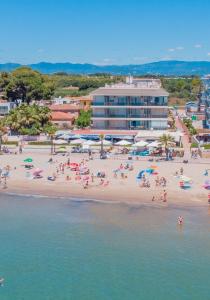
<box><xmin>2</xmin><ymin>141</ymin><xmax>18</xmax><ymax>146</ymax></box>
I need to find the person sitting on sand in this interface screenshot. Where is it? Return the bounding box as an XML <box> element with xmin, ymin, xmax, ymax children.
<box><xmin>204</xmin><ymin>169</ymin><xmax>209</xmax><ymax>176</ymax></box>
<box><xmin>103</xmin><ymin>180</ymin><xmax>109</xmax><ymax>187</ymax></box>
<box><xmin>99</xmin><ymin>179</ymin><xmax>104</xmax><ymax>185</ymax></box>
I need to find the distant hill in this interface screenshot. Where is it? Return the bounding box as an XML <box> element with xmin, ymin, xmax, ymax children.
<box><xmin>1</xmin><ymin>60</ymin><xmax>210</xmax><ymax>75</ymax></box>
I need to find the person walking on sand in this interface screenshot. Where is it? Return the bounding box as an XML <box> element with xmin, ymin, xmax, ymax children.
<box><xmin>91</xmin><ymin>173</ymin><xmax>94</xmax><ymax>183</ymax></box>
<box><xmin>155</xmin><ymin>176</ymin><xmax>159</xmax><ymax>187</ymax></box>
<box><xmin>180</xmin><ymin>167</ymin><xmax>183</xmax><ymax>175</ymax></box>
<box><xmin>163</xmin><ymin>190</ymin><xmax>167</xmax><ymax>202</ymax></box>
<box><xmin>208</xmin><ymin>192</ymin><xmax>210</xmax><ymax>204</ymax></box>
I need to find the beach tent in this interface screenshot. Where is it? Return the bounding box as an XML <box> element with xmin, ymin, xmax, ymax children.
<box><xmin>53</xmin><ymin>139</ymin><xmax>68</xmax><ymax>145</ymax></box>
<box><xmin>132</xmin><ymin>141</ymin><xmax>148</xmax><ymax>147</ymax></box>
<box><xmin>115</xmin><ymin>140</ymin><xmax>132</xmax><ymax>146</ymax></box>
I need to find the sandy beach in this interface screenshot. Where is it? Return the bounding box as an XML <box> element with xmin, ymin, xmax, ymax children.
<box><xmin>0</xmin><ymin>150</ymin><xmax>210</xmax><ymax>207</ymax></box>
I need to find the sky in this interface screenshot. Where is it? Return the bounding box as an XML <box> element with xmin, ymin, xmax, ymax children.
<box><xmin>1</xmin><ymin>0</ymin><xmax>210</xmax><ymax>65</ymax></box>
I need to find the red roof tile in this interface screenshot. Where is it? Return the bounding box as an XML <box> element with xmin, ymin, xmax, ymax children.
<box><xmin>49</xmin><ymin>104</ymin><xmax>82</xmax><ymax>112</ymax></box>
<box><xmin>51</xmin><ymin>112</ymin><xmax>75</xmax><ymax>121</ymax></box>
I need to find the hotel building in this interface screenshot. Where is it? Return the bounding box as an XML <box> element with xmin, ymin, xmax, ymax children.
<box><xmin>91</xmin><ymin>78</ymin><xmax>169</xmax><ymax>130</ymax></box>
<box><xmin>202</xmin><ymin>75</ymin><xmax>210</xmax><ymax>128</ymax></box>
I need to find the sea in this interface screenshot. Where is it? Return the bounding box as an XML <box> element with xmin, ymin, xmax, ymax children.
<box><xmin>0</xmin><ymin>194</ymin><xmax>210</xmax><ymax>300</ymax></box>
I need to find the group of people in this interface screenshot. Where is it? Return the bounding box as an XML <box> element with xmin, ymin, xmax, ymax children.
<box><xmin>155</xmin><ymin>176</ymin><xmax>167</xmax><ymax>187</ymax></box>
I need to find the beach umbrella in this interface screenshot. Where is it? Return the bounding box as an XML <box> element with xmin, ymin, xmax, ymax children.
<box><xmin>59</xmin><ymin>134</ymin><xmax>72</xmax><ymax>140</ymax></box>
<box><xmin>33</xmin><ymin>168</ymin><xmax>43</xmax><ymax>176</ymax></box>
<box><xmin>24</xmin><ymin>158</ymin><xmax>33</xmax><ymax>163</ymax></box>
<box><xmin>150</xmin><ymin>165</ymin><xmax>158</xmax><ymax>169</ymax></box>
<box><xmin>83</xmin><ymin>140</ymin><xmax>97</xmax><ymax>146</ymax></box>
<box><xmin>70</xmin><ymin>139</ymin><xmax>86</xmax><ymax>145</ymax></box>
<box><xmin>115</xmin><ymin>140</ymin><xmax>132</xmax><ymax>146</ymax></box>
<box><xmin>147</xmin><ymin>141</ymin><xmax>161</xmax><ymax>148</ymax></box>
<box><xmin>53</xmin><ymin>139</ymin><xmax>68</xmax><ymax>145</ymax></box>
<box><xmin>180</xmin><ymin>175</ymin><xmax>191</xmax><ymax>182</ymax></box>
<box><xmin>96</xmin><ymin>140</ymin><xmax>112</xmax><ymax>146</ymax></box>
<box><xmin>132</xmin><ymin>141</ymin><xmax>148</xmax><ymax>147</ymax></box>
<box><xmin>70</xmin><ymin>163</ymin><xmax>79</xmax><ymax>168</ymax></box>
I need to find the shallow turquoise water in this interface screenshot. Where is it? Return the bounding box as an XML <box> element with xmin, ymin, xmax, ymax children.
<box><xmin>0</xmin><ymin>194</ymin><xmax>210</xmax><ymax>300</ymax></box>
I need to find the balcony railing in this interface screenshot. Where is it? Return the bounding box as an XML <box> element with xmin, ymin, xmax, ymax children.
<box><xmin>92</xmin><ymin>102</ymin><xmax>166</xmax><ymax>106</ymax></box>
<box><xmin>92</xmin><ymin>114</ymin><xmax>168</xmax><ymax>118</ymax></box>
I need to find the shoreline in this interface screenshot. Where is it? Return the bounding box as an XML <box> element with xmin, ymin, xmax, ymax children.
<box><xmin>1</xmin><ymin>186</ymin><xmax>208</xmax><ymax>209</ymax></box>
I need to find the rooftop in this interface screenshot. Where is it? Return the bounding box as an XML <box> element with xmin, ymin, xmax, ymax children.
<box><xmin>91</xmin><ymin>87</ymin><xmax>169</xmax><ymax>97</ymax></box>
<box><xmin>51</xmin><ymin>111</ymin><xmax>75</xmax><ymax>121</ymax></box>
<box><xmin>49</xmin><ymin>104</ymin><xmax>82</xmax><ymax>111</ymax></box>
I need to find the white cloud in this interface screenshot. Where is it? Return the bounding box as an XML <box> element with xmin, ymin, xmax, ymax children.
<box><xmin>176</xmin><ymin>46</ymin><xmax>184</xmax><ymax>50</ymax></box>
<box><xmin>194</xmin><ymin>44</ymin><xmax>202</xmax><ymax>48</ymax></box>
<box><xmin>168</xmin><ymin>48</ymin><xmax>175</xmax><ymax>52</ymax></box>
<box><xmin>207</xmin><ymin>53</ymin><xmax>210</xmax><ymax>56</ymax></box>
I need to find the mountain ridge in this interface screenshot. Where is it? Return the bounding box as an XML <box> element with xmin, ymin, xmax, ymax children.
<box><xmin>1</xmin><ymin>60</ymin><xmax>210</xmax><ymax>75</ymax></box>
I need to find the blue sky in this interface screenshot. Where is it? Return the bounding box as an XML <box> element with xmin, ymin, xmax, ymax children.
<box><xmin>1</xmin><ymin>0</ymin><xmax>210</xmax><ymax>64</ymax></box>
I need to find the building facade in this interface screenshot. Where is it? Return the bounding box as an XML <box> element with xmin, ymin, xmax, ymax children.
<box><xmin>91</xmin><ymin>78</ymin><xmax>169</xmax><ymax>130</ymax></box>
<box><xmin>202</xmin><ymin>75</ymin><xmax>210</xmax><ymax>128</ymax></box>
<box><xmin>0</xmin><ymin>101</ymin><xmax>16</xmax><ymax>116</ymax></box>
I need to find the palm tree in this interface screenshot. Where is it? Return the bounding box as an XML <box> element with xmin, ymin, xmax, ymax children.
<box><xmin>44</xmin><ymin>124</ymin><xmax>57</xmax><ymax>155</ymax></box>
<box><xmin>159</xmin><ymin>134</ymin><xmax>175</xmax><ymax>159</ymax></box>
<box><xmin>99</xmin><ymin>134</ymin><xmax>104</xmax><ymax>158</ymax></box>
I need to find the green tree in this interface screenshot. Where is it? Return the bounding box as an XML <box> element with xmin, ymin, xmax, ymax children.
<box><xmin>4</xmin><ymin>67</ymin><xmax>55</xmax><ymax>103</ymax></box>
<box><xmin>0</xmin><ymin>121</ymin><xmax>7</xmax><ymax>152</ymax></box>
<box><xmin>75</xmin><ymin>110</ymin><xmax>91</xmax><ymax>128</ymax></box>
<box><xmin>4</xmin><ymin>103</ymin><xmax>55</xmax><ymax>136</ymax></box>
